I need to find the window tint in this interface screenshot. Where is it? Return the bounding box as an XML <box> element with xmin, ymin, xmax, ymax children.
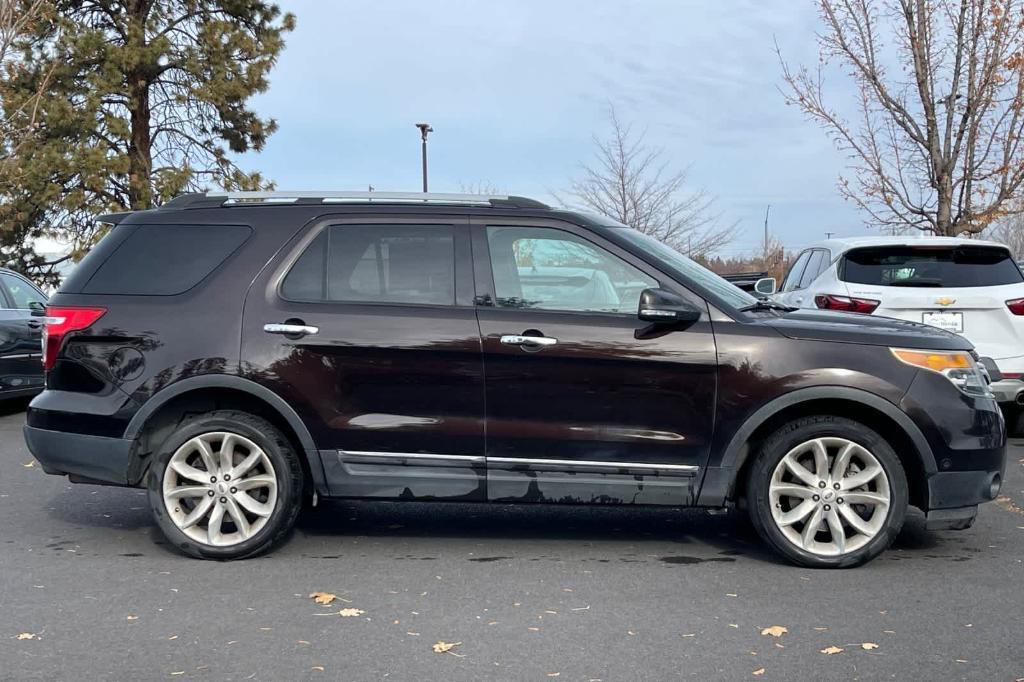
<box><xmin>83</xmin><ymin>225</ymin><xmax>251</xmax><ymax>295</ymax></box>
<box><xmin>782</xmin><ymin>251</ymin><xmax>811</xmax><ymax>292</ymax></box>
<box><xmin>0</xmin><ymin>272</ymin><xmax>45</xmax><ymax>309</ymax></box>
<box><xmin>798</xmin><ymin>250</ymin><xmax>826</xmax><ymax>289</ymax></box>
<box><xmin>282</xmin><ymin>225</ymin><xmax>455</xmax><ymax>305</ymax></box>
<box><xmin>486</xmin><ymin>226</ymin><xmax>658</xmax><ymax>314</ymax></box>
<box><xmin>841</xmin><ymin>246</ymin><xmax>1024</xmax><ymax>288</ymax></box>
<box><xmin>281</xmin><ymin>231</ymin><xmax>327</xmax><ymax>300</ymax></box>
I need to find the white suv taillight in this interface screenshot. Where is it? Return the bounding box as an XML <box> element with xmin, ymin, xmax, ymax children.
<box><xmin>814</xmin><ymin>294</ymin><xmax>880</xmax><ymax>314</ymax></box>
<box><xmin>1006</xmin><ymin>298</ymin><xmax>1024</xmax><ymax>315</ymax></box>
<box><xmin>42</xmin><ymin>306</ymin><xmax>107</xmax><ymax>371</ymax></box>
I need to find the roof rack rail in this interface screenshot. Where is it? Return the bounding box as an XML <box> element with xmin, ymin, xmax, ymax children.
<box><xmin>161</xmin><ymin>191</ymin><xmax>549</xmax><ymax>210</ymax></box>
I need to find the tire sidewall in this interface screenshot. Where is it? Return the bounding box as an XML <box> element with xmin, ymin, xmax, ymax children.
<box><xmin>147</xmin><ymin>412</ymin><xmax>302</xmax><ymax>560</ymax></box>
<box><xmin>747</xmin><ymin>416</ymin><xmax>909</xmax><ymax>568</ymax></box>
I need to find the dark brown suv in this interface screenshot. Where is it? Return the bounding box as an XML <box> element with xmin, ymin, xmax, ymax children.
<box><xmin>23</xmin><ymin>191</ymin><xmax>1006</xmax><ymax>567</ymax></box>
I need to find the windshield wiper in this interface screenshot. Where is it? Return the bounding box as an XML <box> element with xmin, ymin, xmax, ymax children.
<box><xmin>738</xmin><ymin>299</ymin><xmax>798</xmax><ymax>313</ymax></box>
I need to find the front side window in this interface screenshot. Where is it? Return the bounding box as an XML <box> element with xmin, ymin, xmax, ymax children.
<box><xmin>281</xmin><ymin>225</ymin><xmax>455</xmax><ymax>305</ymax></box>
<box><xmin>0</xmin><ymin>272</ymin><xmax>45</xmax><ymax>309</ymax></box>
<box><xmin>798</xmin><ymin>250</ymin><xmax>826</xmax><ymax>289</ymax></box>
<box><xmin>486</xmin><ymin>226</ymin><xmax>658</xmax><ymax>314</ymax></box>
<box><xmin>782</xmin><ymin>251</ymin><xmax>812</xmax><ymax>292</ymax></box>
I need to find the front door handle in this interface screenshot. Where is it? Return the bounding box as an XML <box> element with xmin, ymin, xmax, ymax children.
<box><xmin>500</xmin><ymin>334</ymin><xmax>557</xmax><ymax>348</ymax></box>
<box><xmin>264</xmin><ymin>322</ymin><xmax>319</xmax><ymax>337</ymax></box>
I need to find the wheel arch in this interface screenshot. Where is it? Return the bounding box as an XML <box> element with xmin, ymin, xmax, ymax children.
<box><xmin>704</xmin><ymin>386</ymin><xmax>935</xmax><ymax>510</ymax></box>
<box><xmin>124</xmin><ymin>375</ymin><xmax>328</xmax><ymax>495</ymax></box>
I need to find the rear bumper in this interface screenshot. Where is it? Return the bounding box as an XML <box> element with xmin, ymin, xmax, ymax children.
<box><xmin>23</xmin><ymin>425</ymin><xmax>133</xmax><ymax>485</ymax></box>
<box><xmin>989</xmin><ymin>378</ymin><xmax>1024</xmax><ymax>404</ymax></box>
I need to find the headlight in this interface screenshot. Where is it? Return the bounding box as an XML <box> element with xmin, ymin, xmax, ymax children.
<box><xmin>891</xmin><ymin>348</ymin><xmax>992</xmax><ymax>397</ymax></box>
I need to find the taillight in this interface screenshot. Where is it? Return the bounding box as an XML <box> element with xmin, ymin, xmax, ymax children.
<box><xmin>814</xmin><ymin>294</ymin><xmax>880</xmax><ymax>314</ymax></box>
<box><xmin>1006</xmin><ymin>298</ymin><xmax>1024</xmax><ymax>315</ymax></box>
<box><xmin>42</xmin><ymin>306</ymin><xmax>107</xmax><ymax>371</ymax></box>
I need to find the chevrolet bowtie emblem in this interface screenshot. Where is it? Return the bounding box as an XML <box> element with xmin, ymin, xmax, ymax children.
<box><xmin>935</xmin><ymin>297</ymin><xmax>956</xmax><ymax>306</ymax></box>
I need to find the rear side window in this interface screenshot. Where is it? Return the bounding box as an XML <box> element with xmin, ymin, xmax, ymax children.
<box><xmin>841</xmin><ymin>246</ymin><xmax>1024</xmax><ymax>288</ymax></box>
<box><xmin>281</xmin><ymin>225</ymin><xmax>455</xmax><ymax>306</ymax></box>
<box><xmin>82</xmin><ymin>225</ymin><xmax>251</xmax><ymax>295</ymax></box>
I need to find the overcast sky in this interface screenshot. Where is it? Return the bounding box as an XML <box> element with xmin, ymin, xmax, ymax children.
<box><xmin>236</xmin><ymin>0</ymin><xmax>868</xmax><ymax>258</ymax></box>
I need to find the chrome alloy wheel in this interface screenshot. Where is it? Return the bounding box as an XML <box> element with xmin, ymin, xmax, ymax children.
<box><xmin>768</xmin><ymin>437</ymin><xmax>891</xmax><ymax>557</ymax></box>
<box><xmin>162</xmin><ymin>432</ymin><xmax>278</xmax><ymax>547</ymax></box>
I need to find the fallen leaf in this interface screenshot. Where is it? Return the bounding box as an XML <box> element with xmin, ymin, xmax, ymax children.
<box><xmin>813</xmin><ymin>627</ymin><xmax>828</xmax><ymax>631</ymax></box>
<box><xmin>126</xmin><ymin>615</ymin><xmax>138</xmax><ymax>621</ymax></box>
<box><xmin>528</xmin><ymin>627</ymin><xmax>541</xmax><ymax>632</ymax></box>
<box><xmin>311</xmin><ymin>666</ymin><xmax>324</xmax><ymax>672</ymax></box>
<box><xmin>338</xmin><ymin>608</ymin><xmax>365</xmax><ymax>617</ymax></box>
<box><xmin>861</xmin><ymin>642</ymin><xmax>879</xmax><ymax>650</ymax></box>
<box><xmin>955</xmin><ymin>659</ymin><xmax>968</xmax><ymax>664</ymax></box>
<box><xmin>16</xmin><ymin>632</ymin><xmax>36</xmax><ymax>640</ymax></box>
<box><xmin>406</xmin><ymin>632</ymin><xmax>420</xmax><ymax>636</ymax></box>
<box><xmin>547</xmin><ymin>674</ymin><xmax>560</xmax><ymax>678</ymax></box>
<box><xmin>728</xmin><ymin>624</ymin><xmax>739</xmax><ymax>629</ymax></box>
<box><xmin>168</xmin><ymin>635</ymin><xmax>178</xmax><ymax>640</ymax></box>
<box><xmin>820</xmin><ymin>646</ymin><xmax>844</xmax><ymax>655</ymax></box>
<box><xmin>22</xmin><ymin>461</ymin><xmax>34</xmax><ymax>468</ymax></box>
<box><xmin>760</xmin><ymin>625</ymin><xmax>788</xmax><ymax>638</ymax></box>
<box><xmin>309</xmin><ymin>592</ymin><xmax>337</xmax><ymax>606</ymax></box>
<box><xmin>726</xmin><ymin>593</ymin><xmax>738</xmax><ymax>597</ymax></box>
<box><xmin>170</xmin><ymin>673</ymin><xmax>185</xmax><ymax>677</ymax></box>
<box><xmin>753</xmin><ymin>668</ymin><xmax>765</xmax><ymax>677</ymax></box>
<box><xmin>432</xmin><ymin>640</ymin><xmax>462</xmax><ymax>654</ymax></box>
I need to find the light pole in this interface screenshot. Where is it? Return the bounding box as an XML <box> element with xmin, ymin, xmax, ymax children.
<box><xmin>415</xmin><ymin>122</ymin><xmax>433</xmax><ymax>192</ymax></box>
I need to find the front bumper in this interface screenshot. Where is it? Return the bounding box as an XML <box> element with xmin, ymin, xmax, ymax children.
<box><xmin>23</xmin><ymin>425</ymin><xmax>133</xmax><ymax>485</ymax></box>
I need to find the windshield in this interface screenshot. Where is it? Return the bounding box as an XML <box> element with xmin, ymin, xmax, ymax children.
<box><xmin>614</xmin><ymin>229</ymin><xmax>758</xmax><ymax>309</ymax></box>
<box><xmin>842</xmin><ymin>245</ymin><xmax>1023</xmax><ymax>288</ymax></box>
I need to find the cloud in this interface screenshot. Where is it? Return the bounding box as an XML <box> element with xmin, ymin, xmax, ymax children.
<box><xmin>237</xmin><ymin>0</ymin><xmax>869</xmax><ymax>254</ymax></box>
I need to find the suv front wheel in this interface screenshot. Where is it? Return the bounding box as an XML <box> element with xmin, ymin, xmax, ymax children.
<box><xmin>147</xmin><ymin>410</ymin><xmax>304</xmax><ymax>560</ymax></box>
<box><xmin>746</xmin><ymin>415</ymin><xmax>908</xmax><ymax>568</ymax></box>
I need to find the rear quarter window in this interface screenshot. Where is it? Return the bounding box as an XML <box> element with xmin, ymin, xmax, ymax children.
<box><xmin>81</xmin><ymin>224</ymin><xmax>251</xmax><ymax>295</ymax></box>
<box><xmin>841</xmin><ymin>245</ymin><xmax>1023</xmax><ymax>288</ymax></box>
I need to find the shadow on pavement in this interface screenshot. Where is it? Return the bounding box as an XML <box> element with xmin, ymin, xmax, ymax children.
<box><xmin>0</xmin><ymin>396</ymin><xmax>31</xmax><ymax>417</ymax></box>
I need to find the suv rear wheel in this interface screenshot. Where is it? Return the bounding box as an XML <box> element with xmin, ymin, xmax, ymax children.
<box><xmin>746</xmin><ymin>415</ymin><xmax>908</xmax><ymax>568</ymax></box>
<box><xmin>146</xmin><ymin>410</ymin><xmax>304</xmax><ymax>560</ymax></box>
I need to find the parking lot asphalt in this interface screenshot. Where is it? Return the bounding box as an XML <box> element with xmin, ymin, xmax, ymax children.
<box><xmin>1</xmin><ymin>400</ymin><xmax>1022</xmax><ymax>681</ymax></box>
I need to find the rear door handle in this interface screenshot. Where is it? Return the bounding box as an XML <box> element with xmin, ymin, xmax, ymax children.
<box><xmin>264</xmin><ymin>323</ymin><xmax>319</xmax><ymax>337</ymax></box>
<box><xmin>500</xmin><ymin>334</ymin><xmax>557</xmax><ymax>348</ymax></box>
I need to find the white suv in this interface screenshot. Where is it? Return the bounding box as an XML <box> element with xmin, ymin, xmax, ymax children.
<box><xmin>770</xmin><ymin>236</ymin><xmax>1024</xmax><ymax>408</ymax></box>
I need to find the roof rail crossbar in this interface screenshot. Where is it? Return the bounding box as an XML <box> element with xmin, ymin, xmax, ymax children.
<box><xmin>198</xmin><ymin>191</ymin><xmax>548</xmax><ymax>209</ymax></box>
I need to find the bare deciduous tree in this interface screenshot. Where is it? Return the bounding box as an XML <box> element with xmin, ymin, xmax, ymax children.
<box><xmin>984</xmin><ymin>213</ymin><xmax>1024</xmax><ymax>257</ymax></box>
<box><xmin>0</xmin><ymin>0</ymin><xmax>52</xmax><ymax>175</ymax></box>
<box><xmin>562</xmin><ymin>108</ymin><xmax>736</xmax><ymax>258</ymax></box>
<box><xmin>781</xmin><ymin>0</ymin><xmax>1024</xmax><ymax>236</ymax></box>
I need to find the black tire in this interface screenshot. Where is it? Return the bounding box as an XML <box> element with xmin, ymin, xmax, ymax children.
<box><xmin>146</xmin><ymin>410</ymin><xmax>304</xmax><ymax>560</ymax></box>
<box><xmin>746</xmin><ymin>415</ymin><xmax>908</xmax><ymax>568</ymax></box>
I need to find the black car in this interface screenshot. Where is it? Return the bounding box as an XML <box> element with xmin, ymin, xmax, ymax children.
<box><xmin>23</xmin><ymin>191</ymin><xmax>1006</xmax><ymax>567</ymax></box>
<box><xmin>0</xmin><ymin>267</ymin><xmax>47</xmax><ymax>400</ymax></box>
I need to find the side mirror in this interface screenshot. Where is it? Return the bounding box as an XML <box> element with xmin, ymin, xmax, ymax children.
<box><xmin>28</xmin><ymin>301</ymin><xmax>46</xmax><ymax>317</ymax></box>
<box><xmin>638</xmin><ymin>288</ymin><xmax>701</xmax><ymax>324</ymax></box>
<box><xmin>754</xmin><ymin>277</ymin><xmax>777</xmax><ymax>296</ymax></box>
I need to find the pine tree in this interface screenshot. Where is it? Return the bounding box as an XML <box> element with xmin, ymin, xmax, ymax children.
<box><xmin>0</xmin><ymin>0</ymin><xmax>295</xmax><ymax>281</ymax></box>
